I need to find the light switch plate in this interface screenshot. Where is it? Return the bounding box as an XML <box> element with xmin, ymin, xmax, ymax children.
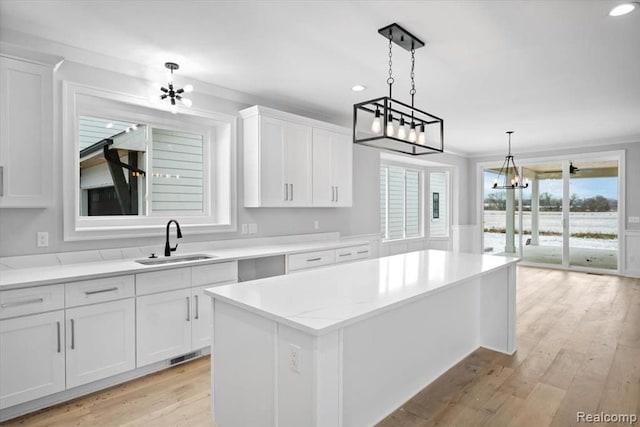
<box><xmin>241</xmin><ymin>224</ymin><xmax>248</xmax><ymax>234</ymax></box>
<box><xmin>629</xmin><ymin>216</ymin><xmax>640</xmax><ymax>224</ymax></box>
<box><xmin>248</xmin><ymin>223</ymin><xmax>258</xmax><ymax>234</ymax></box>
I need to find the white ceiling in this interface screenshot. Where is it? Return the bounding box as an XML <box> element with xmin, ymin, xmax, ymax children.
<box><xmin>1</xmin><ymin>0</ymin><xmax>639</xmax><ymax>156</ymax></box>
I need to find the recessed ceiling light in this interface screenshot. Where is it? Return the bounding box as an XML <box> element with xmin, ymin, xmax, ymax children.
<box><xmin>351</xmin><ymin>85</ymin><xmax>366</xmax><ymax>92</ymax></box>
<box><xmin>609</xmin><ymin>3</ymin><xmax>637</xmax><ymax>16</ymax></box>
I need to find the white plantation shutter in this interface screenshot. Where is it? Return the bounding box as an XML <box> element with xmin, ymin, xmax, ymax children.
<box><xmin>406</xmin><ymin>170</ymin><xmax>421</xmax><ymax>237</ymax></box>
<box><xmin>380</xmin><ymin>165</ymin><xmax>422</xmax><ymax>240</ymax></box>
<box><xmin>387</xmin><ymin>166</ymin><xmax>405</xmax><ymax>239</ymax></box>
<box><xmin>380</xmin><ymin>166</ymin><xmax>388</xmax><ymax>237</ymax></box>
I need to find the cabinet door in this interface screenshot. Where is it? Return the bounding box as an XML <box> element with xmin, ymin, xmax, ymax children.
<box><xmin>312</xmin><ymin>129</ymin><xmax>334</xmax><ymax>206</ymax></box>
<box><xmin>259</xmin><ymin>117</ymin><xmax>286</xmax><ymax>206</ymax></box>
<box><xmin>0</xmin><ymin>56</ymin><xmax>53</xmax><ymax>208</ymax></box>
<box><xmin>65</xmin><ymin>299</ymin><xmax>135</xmax><ymax>388</ymax></box>
<box><xmin>331</xmin><ymin>132</ymin><xmax>352</xmax><ymax>207</ymax></box>
<box><xmin>136</xmin><ymin>289</ymin><xmax>192</xmax><ymax>367</ymax></box>
<box><xmin>284</xmin><ymin>122</ymin><xmax>312</xmax><ymax>206</ymax></box>
<box><xmin>0</xmin><ymin>311</ymin><xmax>65</xmax><ymax>409</ymax></box>
<box><xmin>191</xmin><ymin>285</ymin><xmax>214</xmax><ymax>350</ymax></box>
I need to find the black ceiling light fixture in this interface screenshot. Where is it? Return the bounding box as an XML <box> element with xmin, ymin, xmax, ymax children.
<box><xmin>492</xmin><ymin>131</ymin><xmax>529</xmax><ymax>190</ymax></box>
<box><xmin>353</xmin><ymin>23</ymin><xmax>444</xmax><ymax>156</ymax></box>
<box><xmin>160</xmin><ymin>62</ymin><xmax>193</xmax><ymax>114</ymax></box>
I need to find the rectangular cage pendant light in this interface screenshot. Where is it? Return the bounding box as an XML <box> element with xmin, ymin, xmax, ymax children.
<box><xmin>353</xmin><ymin>23</ymin><xmax>444</xmax><ymax>156</ymax></box>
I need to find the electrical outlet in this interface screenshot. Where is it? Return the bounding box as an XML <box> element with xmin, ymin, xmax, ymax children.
<box><xmin>248</xmin><ymin>223</ymin><xmax>258</xmax><ymax>234</ymax></box>
<box><xmin>314</xmin><ymin>220</ymin><xmax>319</xmax><ymax>230</ymax></box>
<box><xmin>629</xmin><ymin>216</ymin><xmax>640</xmax><ymax>224</ymax></box>
<box><xmin>241</xmin><ymin>224</ymin><xmax>248</xmax><ymax>234</ymax></box>
<box><xmin>288</xmin><ymin>344</ymin><xmax>301</xmax><ymax>373</ymax></box>
<box><xmin>36</xmin><ymin>231</ymin><xmax>49</xmax><ymax>248</ymax></box>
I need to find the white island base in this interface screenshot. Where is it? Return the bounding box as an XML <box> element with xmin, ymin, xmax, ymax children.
<box><xmin>206</xmin><ymin>250</ymin><xmax>518</xmax><ymax>427</ymax></box>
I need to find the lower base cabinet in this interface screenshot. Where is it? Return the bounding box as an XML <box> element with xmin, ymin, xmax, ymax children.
<box><xmin>136</xmin><ymin>285</ymin><xmax>219</xmax><ymax>368</ymax></box>
<box><xmin>0</xmin><ymin>311</ymin><xmax>65</xmax><ymax>409</ymax></box>
<box><xmin>136</xmin><ymin>289</ymin><xmax>193</xmax><ymax>367</ymax></box>
<box><xmin>191</xmin><ymin>285</ymin><xmax>214</xmax><ymax>350</ymax></box>
<box><xmin>65</xmin><ymin>299</ymin><xmax>135</xmax><ymax>388</ymax></box>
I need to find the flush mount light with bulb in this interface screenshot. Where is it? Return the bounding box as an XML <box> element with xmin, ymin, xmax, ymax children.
<box><xmin>353</xmin><ymin>23</ymin><xmax>444</xmax><ymax>156</ymax></box>
<box><xmin>159</xmin><ymin>62</ymin><xmax>193</xmax><ymax>114</ymax></box>
<box><xmin>609</xmin><ymin>2</ymin><xmax>638</xmax><ymax>16</ymax></box>
<box><xmin>492</xmin><ymin>131</ymin><xmax>529</xmax><ymax>190</ymax></box>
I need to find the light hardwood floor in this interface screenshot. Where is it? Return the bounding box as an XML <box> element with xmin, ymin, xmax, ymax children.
<box><xmin>4</xmin><ymin>267</ymin><xmax>639</xmax><ymax>427</ymax></box>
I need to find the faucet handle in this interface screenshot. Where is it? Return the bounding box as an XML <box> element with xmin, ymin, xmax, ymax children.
<box><xmin>170</xmin><ymin>243</ymin><xmax>178</xmax><ymax>253</ymax></box>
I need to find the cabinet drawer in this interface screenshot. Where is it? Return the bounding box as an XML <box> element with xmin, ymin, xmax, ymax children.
<box><xmin>192</xmin><ymin>262</ymin><xmax>238</xmax><ymax>287</ymax></box>
<box><xmin>65</xmin><ymin>275</ymin><xmax>134</xmax><ymax>308</ymax></box>
<box><xmin>334</xmin><ymin>244</ymin><xmax>371</xmax><ymax>264</ymax></box>
<box><xmin>351</xmin><ymin>244</ymin><xmax>371</xmax><ymax>261</ymax></box>
<box><xmin>288</xmin><ymin>249</ymin><xmax>335</xmax><ymax>272</ymax></box>
<box><xmin>136</xmin><ymin>268</ymin><xmax>191</xmax><ymax>296</ymax></box>
<box><xmin>0</xmin><ymin>284</ymin><xmax>64</xmax><ymax>320</ymax></box>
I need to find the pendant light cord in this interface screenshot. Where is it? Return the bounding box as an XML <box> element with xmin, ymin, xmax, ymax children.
<box><xmin>410</xmin><ymin>48</ymin><xmax>416</xmax><ymax>108</ymax></box>
<box><xmin>387</xmin><ymin>33</ymin><xmax>394</xmax><ymax>98</ymax></box>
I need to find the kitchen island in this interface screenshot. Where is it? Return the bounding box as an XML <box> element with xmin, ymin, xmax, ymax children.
<box><xmin>205</xmin><ymin>249</ymin><xmax>519</xmax><ymax>427</ymax></box>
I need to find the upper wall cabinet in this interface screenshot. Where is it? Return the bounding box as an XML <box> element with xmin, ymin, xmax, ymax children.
<box><xmin>241</xmin><ymin>106</ymin><xmax>352</xmax><ymax>208</ymax></box>
<box><xmin>0</xmin><ymin>55</ymin><xmax>54</xmax><ymax>208</ymax></box>
<box><xmin>312</xmin><ymin>128</ymin><xmax>352</xmax><ymax>207</ymax></box>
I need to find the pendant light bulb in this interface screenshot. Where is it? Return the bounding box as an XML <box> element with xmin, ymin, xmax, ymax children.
<box><xmin>418</xmin><ymin>123</ymin><xmax>426</xmax><ymax>145</ymax></box>
<box><xmin>169</xmin><ymin>103</ymin><xmax>178</xmax><ymax>114</ymax></box>
<box><xmin>371</xmin><ymin>108</ymin><xmax>382</xmax><ymax>133</ymax></box>
<box><xmin>181</xmin><ymin>97</ymin><xmax>193</xmax><ymax>108</ymax></box>
<box><xmin>183</xmin><ymin>84</ymin><xmax>194</xmax><ymax>93</ymax></box>
<box><xmin>397</xmin><ymin>116</ymin><xmax>407</xmax><ymax>140</ymax></box>
<box><xmin>408</xmin><ymin>122</ymin><xmax>417</xmax><ymax>142</ymax></box>
<box><xmin>386</xmin><ymin>113</ymin><xmax>395</xmax><ymax>136</ymax></box>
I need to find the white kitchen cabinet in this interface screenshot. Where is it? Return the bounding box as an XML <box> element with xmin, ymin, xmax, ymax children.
<box><xmin>191</xmin><ymin>285</ymin><xmax>214</xmax><ymax>349</ymax></box>
<box><xmin>0</xmin><ymin>55</ymin><xmax>53</xmax><ymax>208</ymax></box>
<box><xmin>65</xmin><ymin>298</ymin><xmax>135</xmax><ymax>388</ymax></box>
<box><xmin>136</xmin><ymin>262</ymin><xmax>238</xmax><ymax>367</ymax></box>
<box><xmin>243</xmin><ymin>113</ymin><xmax>312</xmax><ymax>207</ymax></box>
<box><xmin>312</xmin><ymin>128</ymin><xmax>352</xmax><ymax>207</ymax></box>
<box><xmin>287</xmin><ymin>243</ymin><xmax>371</xmax><ymax>273</ymax></box>
<box><xmin>136</xmin><ymin>288</ymin><xmax>193</xmax><ymax>367</ymax></box>
<box><xmin>0</xmin><ymin>310</ymin><xmax>65</xmax><ymax>409</ymax></box>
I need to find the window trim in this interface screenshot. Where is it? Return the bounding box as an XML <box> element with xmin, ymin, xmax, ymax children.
<box><xmin>427</xmin><ymin>168</ymin><xmax>452</xmax><ymax>241</ymax></box>
<box><xmin>62</xmin><ymin>82</ymin><xmax>237</xmax><ymax>241</ymax></box>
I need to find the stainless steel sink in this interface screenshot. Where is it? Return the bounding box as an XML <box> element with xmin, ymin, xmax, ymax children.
<box><xmin>135</xmin><ymin>254</ymin><xmax>216</xmax><ymax>265</ymax></box>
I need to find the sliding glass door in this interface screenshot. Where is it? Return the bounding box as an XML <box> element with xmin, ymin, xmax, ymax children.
<box><xmin>568</xmin><ymin>160</ymin><xmax>619</xmax><ymax>270</ymax></box>
<box><xmin>520</xmin><ymin>163</ymin><xmax>564</xmax><ymax>265</ymax></box>
<box><xmin>482</xmin><ymin>156</ymin><xmax>620</xmax><ymax>272</ymax></box>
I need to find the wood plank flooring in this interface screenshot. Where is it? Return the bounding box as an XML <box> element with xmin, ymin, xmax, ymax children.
<box><xmin>3</xmin><ymin>267</ymin><xmax>639</xmax><ymax>427</ymax></box>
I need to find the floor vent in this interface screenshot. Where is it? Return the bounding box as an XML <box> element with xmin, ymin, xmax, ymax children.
<box><xmin>170</xmin><ymin>351</ymin><xmax>200</xmax><ymax>366</ymax></box>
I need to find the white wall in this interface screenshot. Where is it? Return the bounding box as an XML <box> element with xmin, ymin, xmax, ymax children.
<box><xmin>0</xmin><ymin>59</ymin><xmax>472</xmax><ymax>257</ymax></box>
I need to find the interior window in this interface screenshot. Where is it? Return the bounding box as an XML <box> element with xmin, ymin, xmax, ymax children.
<box><xmin>380</xmin><ymin>164</ymin><xmax>423</xmax><ymax>241</ymax></box>
<box><xmin>64</xmin><ymin>82</ymin><xmax>236</xmax><ymax>241</ymax></box>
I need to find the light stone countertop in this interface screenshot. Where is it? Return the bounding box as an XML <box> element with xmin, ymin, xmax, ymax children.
<box><xmin>0</xmin><ymin>239</ymin><xmax>369</xmax><ymax>290</ymax></box>
<box><xmin>205</xmin><ymin>250</ymin><xmax>520</xmax><ymax>336</ymax></box>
